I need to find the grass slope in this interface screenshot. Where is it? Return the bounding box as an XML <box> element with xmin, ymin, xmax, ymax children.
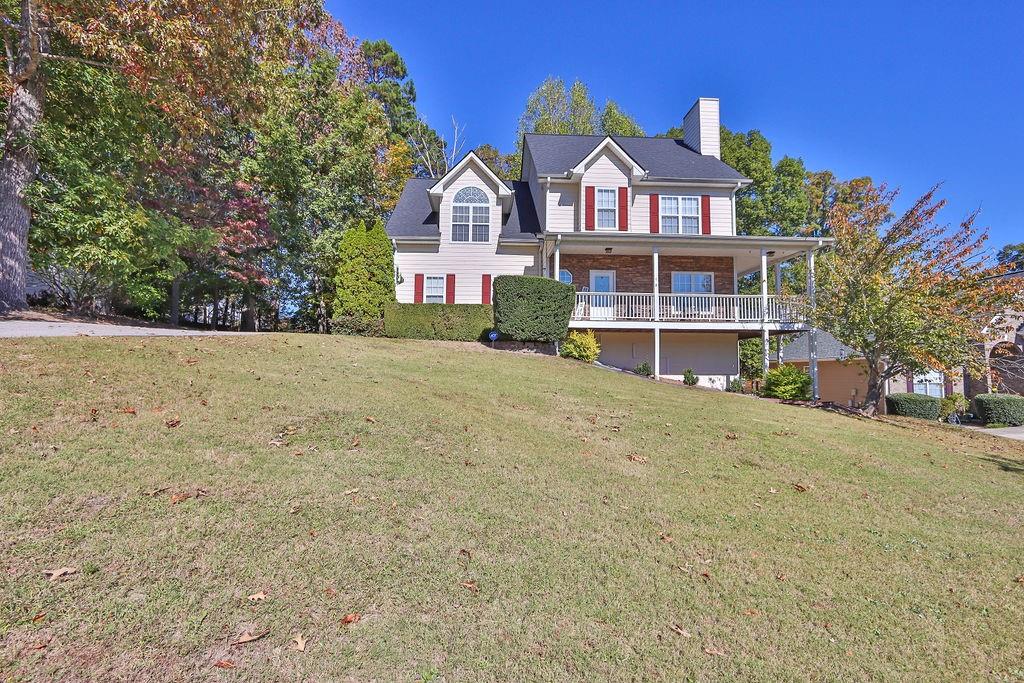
<box><xmin>1</xmin><ymin>335</ymin><xmax>1022</xmax><ymax>681</ymax></box>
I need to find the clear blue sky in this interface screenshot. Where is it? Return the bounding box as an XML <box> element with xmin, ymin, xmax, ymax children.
<box><xmin>330</xmin><ymin>0</ymin><xmax>1023</xmax><ymax>249</ymax></box>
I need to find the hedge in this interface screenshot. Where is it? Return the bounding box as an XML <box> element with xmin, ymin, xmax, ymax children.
<box><xmin>885</xmin><ymin>392</ymin><xmax>941</xmax><ymax>420</ymax></box>
<box><xmin>973</xmin><ymin>393</ymin><xmax>1024</xmax><ymax>426</ymax></box>
<box><xmin>761</xmin><ymin>364</ymin><xmax>811</xmax><ymax>400</ymax></box>
<box><xmin>493</xmin><ymin>275</ymin><xmax>575</xmax><ymax>343</ymax></box>
<box><xmin>383</xmin><ymin>304</ymin><xmax>493</xmax><ymax>341</ymax></box>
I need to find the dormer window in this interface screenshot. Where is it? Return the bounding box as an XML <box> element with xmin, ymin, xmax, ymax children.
<box><xmin>452</xmin><ymin>186</ymin><xmax>489</xmax><ymax>242</ymax></box>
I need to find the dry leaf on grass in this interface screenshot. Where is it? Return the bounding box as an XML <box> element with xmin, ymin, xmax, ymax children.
<box><xmin>703</xmin><ymin>644</ymin><xmax>727</xmax><ymax>656</ymax></box>
<box><xmin>341</xmin><ymin>612</ymin><xmax>361</xmax><ymax>625</ymax></box>
<box><xmin>164</xmin><ymin>418</ymin><xmax>181</xmax><ymax>428</ymax></box>
<box><xmin>121</xmin><ymin>406</ymin><xmax>137</xmax><ymax>415</ymax></box>
<box><xmin>290</xmin><ymin>633</ymin><xmax>307</xmax><ymax>652</ymax></box>
<box><xmin>627</xmin><ymin>454</ymin><xmax>648</xmax><ymax>464</ymax></box>
<box><xmin>725</xmin><ymin>432</ymin><xmax>738</xmax><ymax>440</ymax></box>
<box><xmin>364</xmin><ymin>416</ymin><xmax>376</xmax><ymax>423</ymax></box>
<box><xmin>668</xmin><ymin>623</ymin><xmax>692</xmax><ymax>638</ymax></box>
<box><xmin>231</xmin><ymin>629</ymin><xmax>269</xmax><ymax>646</ymax></box>
<box><xmin>342</xmin><ymin>488</ymin><xmax>359</xmax><ymax>496</ymax></box>
<box><xmin>213</xmin><ymin>659</ymin><xmax>236</xmax><ymax>669</ymax></box>
<box><xmin>461</xmin><ymin>580</ymin><xmax>479</xmax><ymax>593</ymax></box>
<box><xmin>32</xmin><ymin>611</ymin><xmax>46</xmax><ymax>623</ymax></box>
<box><xmin>350</xmin><ymin>435</ymin><xmax>361</xmax><ymax>449</ymax></box>
<box><xmin>170</xmin><ymin>492</ymin><xmax>192</xmax><ymax>505</ymax></box>
<box><xmin>43</xmin><ymin>566</ymin><xmax>77</xmax><ymax>582</ymax></box>
<box><xmin>793</xmin><ymin>483</ymin><xmax>809</xmax><ymax>492</ymax></box>
<box><xmin>247</xmin><ymin>591</ymin><xmax>267</xmax><ymax>603</ymax></box>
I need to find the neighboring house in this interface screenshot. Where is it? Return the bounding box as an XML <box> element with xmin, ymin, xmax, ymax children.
<box><xmin>385</xmin><ymin>98</ymin><xmax>830</xmax><ymax>388</ymax></box>
<box><xmin>778</xmin><ymin>330</ymin><xmax>965</xmax><ymax>412</ymax></box>
<box><xmin>967</xmin><ymin>269</ymin><xmax>1024</xmax><ymax>397</ymax></box>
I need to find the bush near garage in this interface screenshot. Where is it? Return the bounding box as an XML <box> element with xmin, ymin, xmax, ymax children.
<box><xmin>885</xmin><ymin>392</ymin><xmax>941</xmax><ymax>420</ymax></box>
<box><xmin>973</xmin><ymin>393</ymin><xmax>1024</xmax><ymax>426</ymax></box>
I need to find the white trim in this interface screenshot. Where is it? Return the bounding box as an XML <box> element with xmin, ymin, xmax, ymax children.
<box><xmin>595</xmin><ymin>187</ymin><xmax>618</xmax><ymax>230</ymax></box>
<box><xmin>427</xmin><ymin>152</ymin><xmax>513</xmax><ymax>212</ymax></box>
<box><xmin>570</xmin><ymin>137</ymin><xmax>646</xmax><ymax>178</ymax></box>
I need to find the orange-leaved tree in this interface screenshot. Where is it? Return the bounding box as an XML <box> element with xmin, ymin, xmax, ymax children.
<box><xmin>812</xmin><ymin>182</ymin><xmax>1024</xmax><ymax>414</ymax></box>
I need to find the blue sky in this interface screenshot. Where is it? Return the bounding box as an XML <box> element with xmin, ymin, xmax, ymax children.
<box><xmin>331</xmin><ymin>0</ymin><xmax>1023</xmax><ymax>249</ymax></box>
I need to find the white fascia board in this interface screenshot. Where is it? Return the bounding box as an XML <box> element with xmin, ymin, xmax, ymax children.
<box><xmin>428</xmin><ymin>152</ymin><xmax>513</xmax><ymax>211</ymax></box>
<box><xmin>569</xmin><ymin>137</ymin><xmax>646</xmax><ymax>179</ymax></box>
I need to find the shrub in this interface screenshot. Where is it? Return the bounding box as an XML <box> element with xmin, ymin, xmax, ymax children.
<box><xmin>885</xmin><ymin>392</ymin><xmax>941</xmax><ymax>420</ymax></box>
<box><xmin>973</xmin><ymin>393</ymin><xmax>1024</xmax><ymax>426</ymax></box>
<box><xmin>726</xmin><ymin>377</ymin><xmax>744</xmax><ymax>393</ymax></box>
<box><xmin>493</xmin><ymin>275</ymin><xmax>575</xmax><ymax>342</ymax></box>
<box><xmin>633</xmin><ymin>361</ymin><xmax>652</xmax><ymax>377</ymax></box>
<box><xmin>560</xmin><ymin>329</ymin><xmax>600</xmax><ymax>363</ymax></box>
<box><xmin>761</xmin><ymin>364</ymin><xmax>812</xmax><ymax>400</ymax></box>
<box><xmin>682</xmin><ymin>368</ymin><xmax>699</xmax><ymax>386</ymax></box>
<box><xmin>939</xmin><ymin>392</ymin><xmax>969</xmax><ymax>419</ymax></box>
<box><xmin>383</xmin><ymin>304</ymin><xmax>493</xmax><ymax>341</ymax></box>
<box><xmin>332</xmin><ymin>219</ymin><xmax>395</xmax><ymax>335</ymax></box>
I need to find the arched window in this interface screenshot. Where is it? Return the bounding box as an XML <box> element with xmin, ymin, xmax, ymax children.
<box><xmin>452</xmin><ymin>187</ymin><xmax>489</xmax><ymax>242</ymax></box>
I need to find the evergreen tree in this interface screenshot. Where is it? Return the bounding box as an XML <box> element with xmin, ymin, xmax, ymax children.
<box><xmin>332</xmin><ymin>219</ymin><xmax>395</xmax><ymax>334</ymax></box>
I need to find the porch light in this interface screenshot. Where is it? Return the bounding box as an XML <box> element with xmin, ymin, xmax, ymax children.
<box><xmin>604</xmin><ymin>247</ymin><xmax>613</xmax><ymax>254</ymax></box>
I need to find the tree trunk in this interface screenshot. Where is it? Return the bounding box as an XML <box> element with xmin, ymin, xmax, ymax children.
<box><xmin>0</xmin><ymin>2</ymin><xmax>47</xmax><ymax>312</ymax></box>
<box><xmin>210</xmin><ymin>294</ymin><xmax>219</xmax><ymax>331</ymax></box>
<box><xmin>168</xmin><ymin>278</ymin><xmax>181</xmax><ymax>326</ymax></box>
<box><xmin>862</xmin><ymin>362</ymin><xmax>884</xmax><ymax>416</ymax></box>
<box><xmin>241</xmin><ymin>290</ymin><xmax>256</xmax><ymax>331</ymax></box>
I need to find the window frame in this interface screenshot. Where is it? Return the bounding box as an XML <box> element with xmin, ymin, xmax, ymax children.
<box><xmin>595</xmin><ymin>187</ymin><xmax>618</xmax><ymax>230</ymax></box>
<box><xmin>670</xmin><ymin>271</ymin><xmax>714</xmax><ymax>294</ymax></box>
<box><xmin>912</xmin><ymin>371</ymin><xmax>945</xmax><ymax>398</ymax></box>
<box><xmin>424</xmin><ymin>275</ymin><xmax>445</xmax><ymax>304</ymax></box>
<box><xmin>659</xmin><ymin>195</ymin><xmax>701</xmax><ymax>235</ymax></box>
<box><xmin>451</xmin><ymin>186</ymin><xmax>489</xmax><ymax>243</ymax></box>
<box><xmin>558</xmin><ymin>269</ymin><xmax>573</xmax><ymax>285</ymax></box>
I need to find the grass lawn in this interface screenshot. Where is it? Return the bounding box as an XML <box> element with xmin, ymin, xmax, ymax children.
<box><xmin>2</xmin><ymin>334</ymin><xmax>1023</xmax><ymax>681</ymax></box>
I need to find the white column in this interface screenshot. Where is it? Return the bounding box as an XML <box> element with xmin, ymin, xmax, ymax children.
<box><xmin>806</xmin><ymin>249</ymin><xmax>819</xmax><ymax>401</ymax></box>
<box><xmin>760</xmin><ymin>248</ymin><xmax>770</xmax><ymax>377</ymax></box>
<box><xmin>652</xmin><ymin>246</ymin><xmax>660</xmax><ymax>322</ymax></box>
<box><xmin>553</xmin><ymin>237</ymin><xmax>561</xmax><ymax>280</ymax></box>
<box><xmin>774</xmin><ymin>263</ymin><xmax>783</xmax><ymax>364</ymax></box>
<box><xmin>654</xmin><ymin>327</ymin><xmax>661</xmax><ymax>379</ymax></box>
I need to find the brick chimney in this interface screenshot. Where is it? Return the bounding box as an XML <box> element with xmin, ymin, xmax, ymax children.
<box><xmin>682</xmin><ymin>98</ymin><xmax>720</xmax><ymax>159</ymax></box>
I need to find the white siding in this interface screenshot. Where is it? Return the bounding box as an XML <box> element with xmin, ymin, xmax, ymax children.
<box><xmin>394</xmin><ymin>162</ymin><xmax>539</xmax><ymax>304</ymax></box>
<box><xmin>682</xmin><ymin>98</ymin><xmax>720</xmax><ymax>159</ymax></box>
<box><xmin>629</xmin><ymin>185</ymin><xmax>735</xmax><ymax>236</ymax></box>
<box><xmin>546</xmin><ymin>182</ymin><xmax>579</xmax><ymax>232</ymax></box>
<box><xmin>595</xmin><ymin>331</ymin><xmax>739</xmax><ymax>389</ymax></box>
<box><xmin>580</xmin><ymin>151</ymin><xmax>630</xmax><ymax>232</ymax></box>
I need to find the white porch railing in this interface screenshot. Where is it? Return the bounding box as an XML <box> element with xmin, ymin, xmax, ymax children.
<box><xmin>572</xmin><ymin>292</ymin><xmax>806</xmax><ymax>324</ymax></box>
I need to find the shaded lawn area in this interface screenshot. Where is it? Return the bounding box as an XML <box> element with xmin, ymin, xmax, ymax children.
<box><xmin>1</xmin><ymin>334</ymin><xmax>1023</xmax><ymax>681</ymax></box>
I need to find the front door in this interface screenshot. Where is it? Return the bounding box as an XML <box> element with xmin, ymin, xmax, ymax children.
<box><xmin>590</xmin><ymin>270</ymin><xmax>616</xmax><ymax>319</ymax></box>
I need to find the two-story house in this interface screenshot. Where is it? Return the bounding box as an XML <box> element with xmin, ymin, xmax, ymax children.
<box><xmin>385</xmin><ymin>98</ymin><xmax>830</xmax><ymax>391</ymax></box>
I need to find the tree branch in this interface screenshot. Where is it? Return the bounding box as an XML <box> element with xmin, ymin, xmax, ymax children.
<box><xmin>40</xmin><ymin>51</ymin><xmax>115</xmax><ymax>69</ymax></box>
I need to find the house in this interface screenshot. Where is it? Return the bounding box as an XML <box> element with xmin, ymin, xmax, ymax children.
<box><xmin>778</xmin><ymin>330</ymin><xmax>965</xmax><ymax>412</ymax></box>
<box><xmin>385</xmin><ymin>98</ymin><xmax>831</xmax><ymax>389</ymax></box>
<box><xmin>966</xmin><ymin>269</ymin><xmax>1024</xmax><ymax>397</ymax></box>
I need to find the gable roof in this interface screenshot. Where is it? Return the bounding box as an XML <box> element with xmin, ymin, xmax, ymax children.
<box><xmin>524</xmin><ymin>133</ymin><xmax>748</xmax><ymax>182</ymax></box>
<box><xmin>781</xmin><ymin>330</ymin><xmax>859</xmax><ymax>362</ymax></box>
<box><xmin>429</xmin><ymin>152</ymin><xmax>513</xmax><ymax>210</ymax></box>
<box><xmin>385</xmin><ymin>178</ymin><xmax>541</xmax><ymax>241</ymax></box>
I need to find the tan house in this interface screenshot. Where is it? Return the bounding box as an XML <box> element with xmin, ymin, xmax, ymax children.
<box><xmin>385</xmin><ymin>97</ymin><xmax>830</xmax><ymax>389</ymax></box>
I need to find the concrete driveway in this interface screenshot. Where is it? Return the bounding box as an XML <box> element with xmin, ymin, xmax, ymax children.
<box><xmin>0</xmin><ymin>319</ymin><xmax>251</xmax><ymax>338</ymax></box>
<box><xmin>978</xmin><ymin>425</ymin><xmax>1024</xmax><ymax>441</ymax></box>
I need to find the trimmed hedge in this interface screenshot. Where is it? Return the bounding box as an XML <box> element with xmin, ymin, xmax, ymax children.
<box><xmin>493</xmin><ymin>275</ymin><xmax>575</xmax><ymax>343</ymax></box>
<box><xmin>885</xmin><ymin>392</ymin><xmax>941</xmax><ymax>420</ymax></box>
<box><xmin>973</xmin><ymin>393</ymin><xmax>1024</xmax><ymax>426</ymax></box>
<box><xmin>383</xmin><ymin>304</ymin><xmax>493</xmax><ymax>341</ymax></box>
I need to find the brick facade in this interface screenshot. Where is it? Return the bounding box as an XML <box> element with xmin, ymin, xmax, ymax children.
<box><xmin>557</xmin><ymin>254</ymin><xmax>734</xmax><ymax>294</ymax></box>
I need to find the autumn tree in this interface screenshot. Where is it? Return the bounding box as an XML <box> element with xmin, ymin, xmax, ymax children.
<box><xmin>0</xmin><ymin>0</ymin><xmax>354</xmax><ymax>311</ymax></box>
<box><xmin>812</xmin><ymin>182</ymin><xmax>1024</xmax><ymax>414</ymax></box>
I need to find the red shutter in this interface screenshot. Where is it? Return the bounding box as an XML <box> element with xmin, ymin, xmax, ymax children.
<box><xmin>585</xmin><ymin>186</ymin><xmax>595</xmax><ymax>230</ymax></box>
<box><xmin>701</xmin><ymin>195</ymin><xmax>711</xmax><ymax>235</ymax></box>
<box><xmin>618</xmin><ymin>186</ymin><xmax>628</xmax><ymax>231</ymax></box>
<box><xmin>906</xmin><ymin>376</ymin><xmax>914</xmax><ymax>393</ymax></box>
<box><xmin>649</xmin><ymin>194</ymin><xmax>659</xmax><ymax>233</ymax></box>
<box><xmin>414</xmin><ymin>274</ymin><xmax>424</xmax><ymax>303</ymax></box>
<box><xmin>445</xmin><ymin>274</ymin><xmax>456</xmax><ymax>304</ymax></box>
<box><xmin>481</xmin><ymin>274</ymin><xmax>491</xmax><ymax>305</ymax></box>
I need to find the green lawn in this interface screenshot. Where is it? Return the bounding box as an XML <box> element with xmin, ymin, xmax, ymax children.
<box><xmin>1</xmin><ymin>335</ymin><xmax>1023</xmax><ymax>681</ymax></box>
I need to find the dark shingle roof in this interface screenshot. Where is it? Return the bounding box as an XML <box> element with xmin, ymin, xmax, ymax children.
<box><xmin>781</xmin><ymin>330</ymin><xmax>859</xmax><ymax>362</ymax></box>
<box><xmin>384</xmin><ymin>178</ymin><xmax>541</xmax><ymax>240</ymax></box>
<box><xmin>524</xmin><ymin>134</ymin><xmax>747</xmax><ymax>181</ymax></box>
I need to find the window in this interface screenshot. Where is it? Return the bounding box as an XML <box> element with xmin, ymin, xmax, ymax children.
<box><xmin>671</xmin><ymin>272</ymin><xmax>713</xmax><ymax>293</ymax></box>
<box><xmin>558</xmin><ymin>269</ymin><xmax>573</xmax><ymax>285</ymax></box>
<box><xmin>912</xmin><ymin>371</ymin><xmax>945</xmax><ymax>398</ymax></box>
<box><xmin>660</xmin><ymin>195</ymin><xmax>700</xmax><ymax>234</ymax></box>
<box><xmin>596</xmin><ymin>188</ymin><xmax>617</xmax><ymax>229</ymax></box>
<box><xmin>452</xmin><ymin>186</ymin><xmax>489</xmax><ymax>242</ymax></box>
<box><xmin>424</xmin><ymin>276</ymin><xmax>444</xmax><ymax>304</ymax></box>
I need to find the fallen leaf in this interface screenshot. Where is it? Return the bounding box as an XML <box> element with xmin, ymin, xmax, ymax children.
<box><xmin>89</xmin><ymin>408</ymin><xmax>99</xmax><ymax>422</ymax></box>
<box><xmin>213</xmin><ymin>659</ymin><xmax>236</xmax><ymax>669</ymax></box>
<box><xmin>28</xmin><ymin>639</ymin><xmax>50</xmax><ymax>651</ymax></box>
<box><xmin>147</xmin><ymin>486</ymin><xmax>170</xmax><ymax>497</ymax></box>
<box><xmin>342</xmin><ymin>488</ymin><xmax>359</xmax><ymax>496</ymax></box>
<box><xmin>247</xmin><ymin>591</ymin><xmax>267</xmax><ymax>603</ymax></box>
<box><xmin>703</xmin><ymin>644</ymin><xmax>727</xmax><ymax>656</ymax></box>
<box><xmin>1015</xmin><ymin>575</ymin><xmax>1024</xmax><ymax>585</ymax></box>
<box><xmin>32</xmin><ymin>611</ymin><xmax>46</xmax><ymax>623</ymax></box>
<box><xmin>743</xmin><ymin>608</ymin><xmax>760</xmax><ymax>616</ymax></box>
<box><xmin>659</xmin><ymin>532</ymin><xmax>673</xmax><ymax>543</ymax></box>
<box><xmin>341</xmin><ymin>612</ymin><xmax>361</xmax><ymax>625</ymax></box>
<box><xmin>668</xmin><ymin>623</ymin><xmax>692</xmax><ymax>638</ymax></box>
<box><xmin>461</xmin><ymin>580</ymin><xmax>479</xmax><ymax>593</ymax></box>
<box><xmin>627</xmin><ymin>454</ymin><xmax>648</xmax><ymax>464</ymax></box>
<box><xmin>290</xmin><ymin>632</ymin><xmax>307</xmax><ymax>652</ymax></box>
<box><xmin>364</xmin><ymin>416</ymin><xmax>376</xmax><ymax>423</ymax></box>
<box><xmin>700</xmin><ymin>571</ymin><xmax>711</xmax><ymax>581</ymax></box>
<box><xmin>165</xmin><ymin>418</ymin><xmax>181</xmax><ymax>428</ymax></box>
<box><xmin>231</xmin><ymin>629</ymin><xmax>269</xmax><ymax>646</ymax></box>
<box><xmin>768</xmin><ymin>488</ymin><xmax>779</xmax><ymax>494</ymax></box>
<box><xmin>725</xmin><ymin>432</ymin><xmax>738</xmax><ymax>440</ymax></box>
<box><xmin>291</xmin><ymin>450</ymin><xmax>304</xmax><ymax>457</ymax></box>
<box><xmin>170</xmin><ymin>492</ymin><xmax>192</xmax><ymax>505</ymax></box>
<box><xmin>43</xmin><ymin>566</ymin><xmax>77</xmax><ymax>582</ymax></box>
<box><xmin>324</xmin><ymin>587</ymin><xmax>337</xmax><ymax>598</ymax></box>
<box><xmin>776</xmin><ymin>573</ymin><xmax>788</xmax><ymax>581</ymax></box>
<box><xmin>793</xmin><ymin>483</ymin><xmax>808</xmax><ymax>493</ymax></box>
<box><xmin>121</xmin><ymin>406</ymin><xmax>137</xmax><ymax>415</ymax></box>
<box><xmin>268</xmin><ymin>437</ymin><xmax>287</xmax><ymax>448</ymax></box>
<box><xmin>458</xmin><ymin>548</ymin><xmax>472</xmax><ymax>561</ymax></box>
<box><xmin>288</xmin><ymin>505</ymin><xmax>300</xmax><ymax>514</ymax></box>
